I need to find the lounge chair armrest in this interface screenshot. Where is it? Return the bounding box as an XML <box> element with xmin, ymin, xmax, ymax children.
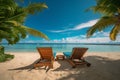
<box><xmin>81</xmin><ymin>57</ymin><xmax>85</xmax><ymax>60</ymax></box>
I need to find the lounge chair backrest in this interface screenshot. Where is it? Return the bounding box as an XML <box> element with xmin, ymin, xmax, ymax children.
<box><xmin>70</xmin><ymin>47</ymin><xmax>88</xmax><ymax>59</ymax></box>
<box><xmin>37</xmin><ymin>47</ymin><xmax>54</xmax><ymax>60</ymax></box>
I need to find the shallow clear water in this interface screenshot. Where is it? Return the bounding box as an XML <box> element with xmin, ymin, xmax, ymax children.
<box><xmin>1</xmin><ymin>43</ymin><xmax>120</xmax><ymax>53</ymax></box>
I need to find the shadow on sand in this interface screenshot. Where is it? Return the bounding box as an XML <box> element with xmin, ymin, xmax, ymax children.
<box><xmin>53</xmin><ymin>55</ymin><xmax>120</xmax><ymax>80</ymax></box>
<box><xmin>8</xmin><ymin>55</ymin><xmax>120</xmax><ymax>80</ymax></box>
<box><xmin>8</xmin><ymin>59</ymin><xmax>51</xmax><ymax>72</ymax></box>
<box><xmin>8</xmin><ymin>59</ymin><xmax>40</xmax><ymax>71</ymax></box>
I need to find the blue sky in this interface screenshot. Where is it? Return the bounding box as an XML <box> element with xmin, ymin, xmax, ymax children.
<box><xmin>20</xmin><ymin>0</ymin><xmax>120</xmax><ymax>43</ymax></box>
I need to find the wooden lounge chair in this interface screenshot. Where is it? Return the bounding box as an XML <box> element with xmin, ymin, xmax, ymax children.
<box><xmin>65</xmin><ymin>47</ymin><xmax>91</xmax><ymax>68</ymax></box>
<box><xmin>34</xmin><ymin>47</ymin><xmax>54</xmax><ymax>71</ymax></box>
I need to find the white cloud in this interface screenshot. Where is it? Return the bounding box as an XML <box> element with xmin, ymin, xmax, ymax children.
<box><xmin>49</xmin><ymin>36</ymin><xmax>111</xmax><ymax>43</ymax></box>
<box><xmin>49</xmin><ymin>29</ymin><xmax>70</xmax><ymax>33</ymax></box>
<box><xmin>48</xmin><ymin>32</ymin><xmax>120</xmax><ymax>43</ymax></box>
<box><xmin>93</xmin><ymin>31</ymin><xmax>109</xmax><ymax>37</ymax></box>
<box><xmin>72</xmin><ymin>19</ymin><xmax>99</xmax><ymax>30</ymax></box>
<box><xmin>49</xmin><ymin>19</ymin><xmax>99</xmax><ymax>33</ymax></box>
<box><xmin>18</xmin><ymin>32</ymin><xmax>120</xmax><ymax>43</ymax></box>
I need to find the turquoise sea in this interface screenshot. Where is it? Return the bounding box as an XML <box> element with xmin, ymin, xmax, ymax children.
<box><xmin>1</xmin><ymin>43</ymin><xmax>120</xmax><ymax>53</ymax></box>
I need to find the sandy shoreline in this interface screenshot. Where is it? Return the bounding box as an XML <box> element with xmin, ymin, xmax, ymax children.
<box><xmin>0</xmin><ymin>52</ymin><xmax>120</xmax><ymax>80</ymax></box>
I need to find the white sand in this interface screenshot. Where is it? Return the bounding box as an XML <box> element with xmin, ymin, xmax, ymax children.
<box><xmin>0</xmin><ymin>52</ymin><xmax>120</xmax><ymax>80</ymax></box>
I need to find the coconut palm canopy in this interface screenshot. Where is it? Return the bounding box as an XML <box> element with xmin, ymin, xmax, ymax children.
<box><xmin>0</xmin><ymin>0</ymin><xmax>49</xmax><ymax>45</ymax></box>
<box><xmin>87</xmin><ymin>0</ymin><xmax>120</xmax><ymax>41</ymax></box>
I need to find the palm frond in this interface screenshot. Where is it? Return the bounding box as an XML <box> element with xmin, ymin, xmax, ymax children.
<box><xmin>15</xmin><ymin>0</ymin><xmax>24</xmax><ymax>3</ymax></box>
<box><xmin>110</xmin><ymin>24</ymin><xmax>120</xmax><ymax>40</ymax></box>
<box><xmin>87</xmin><ymin>16</ymin><xmax>117</xmax><ymax>38</ymax></box>
<box><xmin>22</xmin><ymin>26</ymin><xmax>49</xmax><ymax>40</ymax></box>
<box><xmin>0</xmin><ymin>0</ymin><xmax>17</xmax><ymax>18</ymax></box>
<box><xmin>86</xmin><ymin>0</ymin><xmax>120</xmax><ymax>16</ymax></box>
<box><xmin>86</xmin><ymin>5</ymin><xmax>117</xmax><ymax>16</ymax></box>
<box><xmin>7</xmin><ymin>10</ymin><xmax>27</xmax><ymax>23</ymax></box>
<box><xmin>14</xmin><ymin>26</ymin><xmax>27</xmax><ymax>38</ymax></box>
<box><xmin>0</xmin><ymin>30</ymin><xmax>10</xmax><ymax>38</ymax></box>
<box><xmin>26</xmin><ymin>3</ymin><xmax>48</xmax><ymax>14</ymax></box>
<box><xmin>0</xmin><ymin>21</ymin><xmax>27</xmax><ymax>43</ymax></box>
<box><xmin>4</xmin><ymin>20</ymin><xmax>20</xmax><ymax>26</ymax></box>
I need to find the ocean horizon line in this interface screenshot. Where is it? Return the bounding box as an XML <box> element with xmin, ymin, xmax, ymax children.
<box><xmin>1</xmin><ymin>42</ymin><xmax>120</xmax><ymax>53</ymax></box>
<box><xmin>1</xmin><ymin>42</ymin><xmax>120</xmax><ymax>45</ymax></box>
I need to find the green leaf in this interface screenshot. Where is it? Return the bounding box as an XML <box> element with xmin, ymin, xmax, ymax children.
<box><xmin>23</xmin><ymin>26</ymin><xmax>49</xmax><ymax>40</ymax></box>
<box><xmin>26</xmin><ymin>3</ymin><xmax>48</xmax><ymax>14</ymax></box>
<box><xmin>110</xmin><ymin>24</ymin><xmax>120</xmax><ymax>40</ymax></box>
<box><xmin>87</xmin><ymin>16</ymin><xmax>117</xmax><ymax>38</ymax></box>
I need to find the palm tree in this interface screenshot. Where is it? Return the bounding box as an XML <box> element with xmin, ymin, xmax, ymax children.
<box><xmin>0</xmin><ymin>0</ymin><xmax>49</xmax><ymax>45</ymax></box>
<box><xmin>87</xmin><ymin>0</ymin><xmax>120</xmax><ymax>40</ymax></box>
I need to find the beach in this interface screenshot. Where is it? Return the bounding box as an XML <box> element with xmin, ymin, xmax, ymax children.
<box><xmin>0</xmin><ymin>52</ymin><xmax>120</xmax><ymax>80</ymax></box>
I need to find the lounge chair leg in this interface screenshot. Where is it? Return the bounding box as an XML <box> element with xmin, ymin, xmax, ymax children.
<box><xmin>86</xmin><ymin>63</ymin><xmax>91</xmax><ymax>67</ymax></box>
<box><xmin>82</xmin><ymin>59</ymin><xmax>91</xmax><ymax>67</ymax></box>
<box><xmin>45</xmin><ymin>66</ymin><xmax>47</xmax><ymax>69</ymax></box>
<box><xmin>72</xmin><ymin>65</ymin><xmax>76</xmax><ymax>68</ymax></box>
<box><xmin>46</xmin><ymin>67</ymin><xmax>50</xmax><ymax>73</ymax></box>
